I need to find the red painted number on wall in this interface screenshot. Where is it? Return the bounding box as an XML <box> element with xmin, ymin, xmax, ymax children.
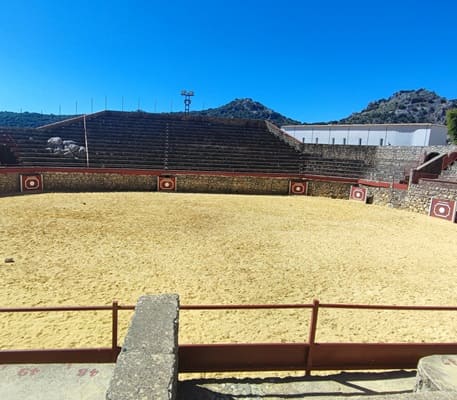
<box><xmin>17</xmin><ymin>368</ymin><xmax>40</xmax><ymax>376</ymax></box>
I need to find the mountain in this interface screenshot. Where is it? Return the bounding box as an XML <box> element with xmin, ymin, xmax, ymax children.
<box><xmin>187</xmin><ymin>98</ymin><xmax>300</xmax><ymax>126</ymax></box>
<box><xmin>338</xmin><ymin>89</ymin><xmax>457</xmax><ymax>125</ymax></box>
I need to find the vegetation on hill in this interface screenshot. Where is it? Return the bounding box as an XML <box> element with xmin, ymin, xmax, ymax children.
<box><xmin>446</xmin><ymin>109</ymin><xmax>457</xmax><ymax>143</ymax></box>
<box><xmin>338</xmin><ymin>89</ymin><xmax>457</xmax><ymax>125</ymax></box>
<box><xmin>0</xmin><ymin>111</ymin><xmax>74</xmax><ymax>128</ymax></box>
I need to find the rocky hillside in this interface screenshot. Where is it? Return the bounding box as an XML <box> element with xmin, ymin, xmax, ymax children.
<box><xmin>187</xmin><ymin>98</ymin><xmax>300</xmax><ymax>126</ymax></box>
<box><xmin>338</xmin><ymin>89</ymin><xmax>457</xmax><ymax>125</ymax></box>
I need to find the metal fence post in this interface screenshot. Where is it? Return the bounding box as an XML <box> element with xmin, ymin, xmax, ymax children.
<box><xmin>306</xmin><ymin>299</ymin><xmax>319</xmax><ymax>376</ymax></box>
<box><xmin>112</xmin><ymin>301</ymin><xmax>119</xmax><ymax>352</ymax></box>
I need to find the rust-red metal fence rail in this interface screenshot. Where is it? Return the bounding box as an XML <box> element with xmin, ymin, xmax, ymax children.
<box><xmin>0</xmin><ymin>302</ymin><xmax>134</xmax><ymax>364</ymax></box>
<box><xmin>1</xmin><ymin>300</ymin><xmax>457</xmax><ymax>375</ymax></box>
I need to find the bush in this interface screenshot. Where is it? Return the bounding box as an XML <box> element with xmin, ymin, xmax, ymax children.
<box><xmin>446</xmin><ymin>109</ymin><xmax>457</xmax><ymax>144</ymax></box>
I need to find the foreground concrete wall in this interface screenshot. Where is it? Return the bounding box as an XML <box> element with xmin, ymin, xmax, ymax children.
<box><xmin>106</xmin><ymin>294</ymin><xmax>179</xmax><ymax>400</ymax></box>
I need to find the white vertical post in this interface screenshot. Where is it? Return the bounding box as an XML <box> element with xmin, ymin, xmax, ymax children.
<box><xmin>83</xmin><ymin>115</ymin><xmax>89</xmax><ymax>168</ymax></box>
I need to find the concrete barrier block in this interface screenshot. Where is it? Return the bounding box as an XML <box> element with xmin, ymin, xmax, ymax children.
<box><xmin>106</xmin><ymin>294</ymin><xmax>179</xmax><ymax>400</ymax></box>
<box><xmin>122</xmin><ymin>294</ymin><xmax>179</xmax><ymax>355</ymax></box>
<box><xmin>415</xmin><ymin>354</ymin><xmax>457</xmax><ymax>392</ymax></box>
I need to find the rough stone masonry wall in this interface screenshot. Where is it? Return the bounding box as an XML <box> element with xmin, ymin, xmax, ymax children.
<box><xmin>307</xmin><ymin>180</ymin><xmax>352</xmax><ymax>199</ymax></box>
<box><xmin>43</xmin><ymin>172</ymin><xmax>156</xmax><ymax>192</ymax></box>
<box><xmin>368</xmin><ymin>145</ymin><xmax>457</xmax><ymax>182</ymax></box>
<box><xmin>360</xmin><ymin>185</ymin><xmax>408</xmax><ymax>208</ymax></box>
<box><xmin>177</xmin><ymin>174</ymin><xmax>290</xmax><ymax>195</ymax></box>
<box><xmin>0</xmin><ymin>172</ymin><xmax>17</xmax><ymax>193</ymax></box>
<box><xmin>301</xmin><ymin>144</ymin><xmax>457</xmax><ymax>182</ymax></box>
<box><xmin>177</xmin><ymin>175</ymin><xmax>354</xmax><ymax>199</ymax></box>
<box><xmin>3</xmin><ymin>168</ymin><xmax>456</xmax><ymax>217</ymax></box>
<box><xmin>402</xmin><ymin>180</ymin><xmax>457</xmax><ymax>214</ymax></box>
<box><xmin>301</xmin><ymin>144</ymin><xmax>378</xmax><ymax>163</ymax></box>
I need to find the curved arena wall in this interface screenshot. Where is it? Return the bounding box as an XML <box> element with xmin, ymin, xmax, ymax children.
<box><xmin>1</xmin><ymin>167</ymin><xmax>456</xmax><ymax>218</ymax></box>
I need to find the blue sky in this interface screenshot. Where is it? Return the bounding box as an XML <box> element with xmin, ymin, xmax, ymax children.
<box><xmin>0</xmin><ymin>0</ymin><xmax>456</xmax><ymax>122</ymax></box>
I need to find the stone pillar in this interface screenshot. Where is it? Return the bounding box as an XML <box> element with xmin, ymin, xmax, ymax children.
<box><xmin>106</xmin><ymin>294</ymin><xmax>179</xmax><ymax>400</ymax></box>
<box><xmin>415</xmin><ymin>354</ymin><xmax>457</xmax><ymax>392</ymax></box>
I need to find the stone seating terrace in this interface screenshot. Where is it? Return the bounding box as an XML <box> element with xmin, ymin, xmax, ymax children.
<box><xmin>2</xmin><ymin>111</ymin><xmax>369</xmax><ymax>178</ymax></box>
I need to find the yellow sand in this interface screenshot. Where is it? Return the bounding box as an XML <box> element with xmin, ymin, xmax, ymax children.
<box><xmin>1</xmin><ymin>192</ymin><xmax>457</xmax><ymax>351</ymax></box>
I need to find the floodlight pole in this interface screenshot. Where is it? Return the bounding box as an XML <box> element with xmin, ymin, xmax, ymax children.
<box><xmin>181</xmin><ymin>90</ymin><xmax>195</xmax><ymax>115</ymax></box>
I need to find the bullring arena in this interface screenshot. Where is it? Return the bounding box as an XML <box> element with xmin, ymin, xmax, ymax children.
<box><xmin>1</xmin><ymin>112</ymin><xmax>457</xmax><ymax>394</ymax></box>
<box><xmin>1</xmin><ymin>191</ymin><xmax>457</xmax><ymax>352</ymax></box>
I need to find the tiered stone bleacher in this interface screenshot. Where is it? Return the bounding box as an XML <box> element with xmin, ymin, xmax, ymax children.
<box><xmin>1</xmin><ymin>128</ymin><xmax>42</xmax><ymax>166</ymax></box>
<box><xmin>300</xmin><ymin>152</ymin><xmax>366</xmax><ymax>177</ymax></box>
<box><xmin>4</xmin><ymin>111</ymin><xmax>369</xmax><ymax>177</ymax></box>
<box><xmin>13</xmin><ymin>111</ymin><xmax>305</xmax><ymax>173</ymax></box>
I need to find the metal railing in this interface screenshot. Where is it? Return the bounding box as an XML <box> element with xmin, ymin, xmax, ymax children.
<box><xmin>442</xmin><ymin>151</ymin><xmax>457</xmax><ymax>171</ymax></box>
<box><xmin>1</xmin><ymin>300</ymin><xmax>457</xmax><ymax>375</ymax></box>
<box><xmin>0</xmin><ymin>302</ymin><xmax>134</xmax><ymax>364</ymax></box>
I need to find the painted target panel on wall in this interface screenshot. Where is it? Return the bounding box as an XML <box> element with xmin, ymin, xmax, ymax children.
<box><xmin>20</xmin><ymin>174</ymin><xmax>43</xmax><ymax>193</ymax></box>
<box><xmin>289</xmin><ymin>181</ymin><xmax>308</xmax><ymax>195</ymax></box>
<box><xmin>349</xmin><ymin>186</ymin><xmax>367</xmax><ymax>202</ymax></box>
<box><xmin>429</xmin><ymin>198</ymin><xmax>456</xmax><ymax>222</ymax></box>
<box><xmin>158</xmin><ymin>176</ymin><xmax>177</xmax><ymax>192</ymax></box>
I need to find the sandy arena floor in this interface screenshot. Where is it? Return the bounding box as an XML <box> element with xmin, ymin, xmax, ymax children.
<box><xmin>1</xmin><ymin>192</ymin><xmax>456</xmax><ymax>350</ymax></box>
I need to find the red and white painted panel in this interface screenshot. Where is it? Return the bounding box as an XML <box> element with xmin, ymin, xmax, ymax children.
<box><xmin>157</xmin><ymin>176</ymin><xmax>177</xmax><ymax>192</ymax></box>
<box><xmin>428</xmin><ymin>198</ymin><xmax>456</xmax><ymax>222</ymax></box>
<box><xmin>20</xmin><ymin>174</ymin><xmax>43</xmax><ymax>193</ymax></box>
<box><xmin>289</xmin><ymin>180</ymin><xmax>308</xmax><ymax>195</ymax></box>
<box><xmin>349</xmin><ymin>186</ymin><xmax>367</xmax><ymax>203</ymax></box>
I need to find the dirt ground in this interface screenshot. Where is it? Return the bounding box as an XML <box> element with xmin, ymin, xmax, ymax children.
<box><xmin>1</xmin><ymin>192</ymin><xmax>456</xmax><ymax>351</ymax></box>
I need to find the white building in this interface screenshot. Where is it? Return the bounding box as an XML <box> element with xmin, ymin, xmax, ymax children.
<box><xmin>281</xmin><ymin>123</ymin><xmax>448</xmax><ymax>146</ymax></box>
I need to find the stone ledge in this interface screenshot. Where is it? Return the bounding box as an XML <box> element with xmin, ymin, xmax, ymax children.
<box><xmin>106</xmin><ymin>294</ymin><xmax>179</xmax><ymax>400</ymax></box>
<box><xmin>107</xmin><ymin>353</ymin><xmax>176</xmax><ymax>400</ymax></box>
<box><xmin>122</xmin><ymin>294</ymin><xmax>179</xmax><ymax>355</ymax></box>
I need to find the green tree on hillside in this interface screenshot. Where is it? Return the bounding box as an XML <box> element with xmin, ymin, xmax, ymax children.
<box><xmin>446</xmin><ymin>109</ymin><xmax>457</xmax><ymax>144</ymax></box>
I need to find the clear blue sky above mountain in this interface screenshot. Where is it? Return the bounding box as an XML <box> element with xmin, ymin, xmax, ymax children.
<box><xmin>1</xmin><ymin>0</ymin><xmax>456</xmax><ymax>122</ymax></box>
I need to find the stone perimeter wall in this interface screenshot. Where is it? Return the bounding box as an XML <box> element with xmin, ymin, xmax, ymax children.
<box><xmin>358</xmin><ymin>181</ymin><xmax>457</xmax><ymax>213</ymax></box>
<box><xmin>0</xmin><ymin>173</ymin><xmax>17</xmax><ymax>193</ymax></box>
<box><xmin>403</xmin><ymin>180</ymin><xmax>457</xmax><ymax>214</ymax></box>
<box><xmin>44</xmin><ymin>172</ymin><xmax>156</xmax><ymax>192</ymax></box>
<box><xmin>0</xmin><ymin>170</ymin><xmax>353</xmax><ymax>199</ymax></box>
<box><xmin>1</xmin><ymin>169</ymin><xmax>456</xmax><ymax>218</ymax></box>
